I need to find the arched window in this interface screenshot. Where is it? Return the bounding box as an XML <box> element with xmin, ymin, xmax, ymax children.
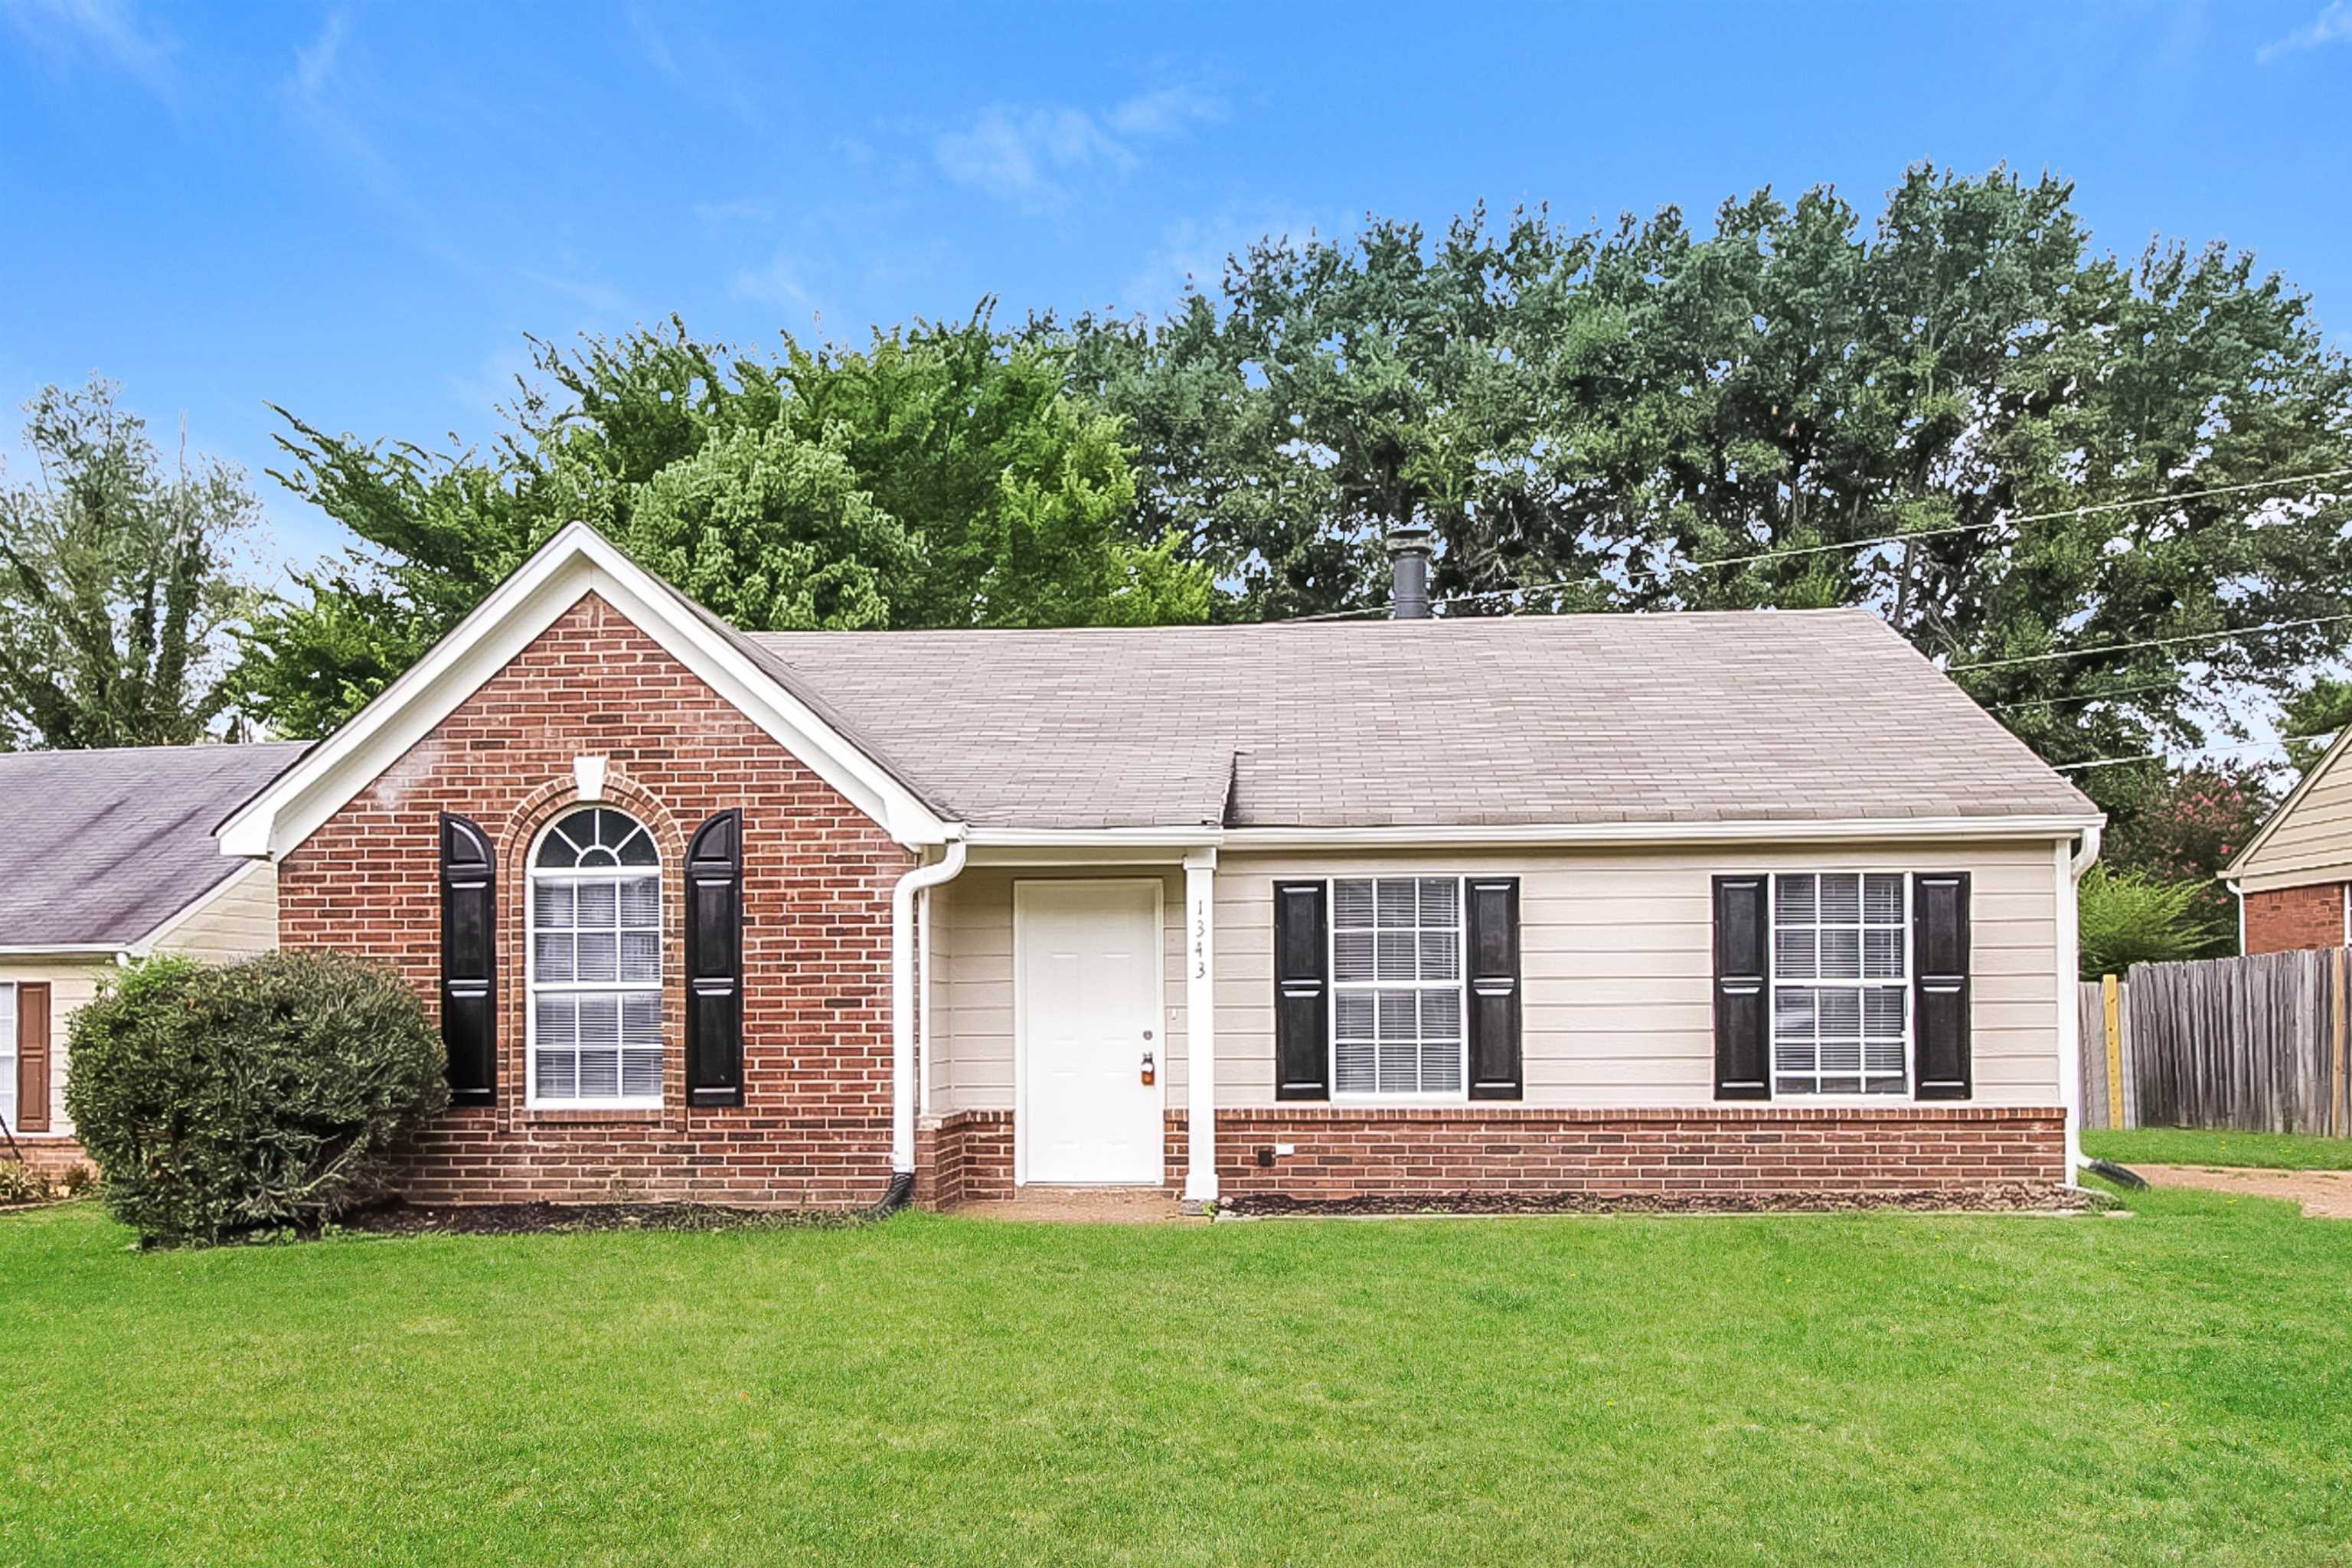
<box><xmin>529</xmin><ymin>806</ymin><xmax>663</xmax><ymax>1106</ymax></box>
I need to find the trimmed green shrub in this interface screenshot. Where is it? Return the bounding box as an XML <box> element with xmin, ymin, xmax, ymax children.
<box><xmin>64</xmin><ymin>951</ymin><xmax>448</xmax><ymax>1246</ymax></box>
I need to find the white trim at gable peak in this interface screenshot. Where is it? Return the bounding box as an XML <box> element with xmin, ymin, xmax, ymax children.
<box><xmin>215</xmin><ymin>523</ymin><xmax>957</xmax><ymax>861</ymax></box>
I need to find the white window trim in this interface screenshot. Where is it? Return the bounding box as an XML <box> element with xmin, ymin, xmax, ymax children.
<box><xmin>1325</xmin><ymin>874</ymin><xmax>1472</xmax><ymax>1105</ymax></box>
<box><xmin>1765</xmin><ymin>869</ymin><xmax>1918</xmax><ymax>1104</ymax></box>
<box><xmin>524</xmin><ymin>806</ymin><xmax>665</xmax><ymax>1112</ymax></box>
<box><xmin>0</xmin><ymin>979</ymin><xmax>17</xmax><ymax>1132</ymax></box>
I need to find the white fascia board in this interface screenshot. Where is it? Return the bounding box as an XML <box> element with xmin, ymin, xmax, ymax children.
<box><xmin>126</xmin><ymin>860</ymin><xmax>267</xmax><ymax>958</ymax></box>
<box><xmin>219</xmin><ymin>524</ymin><xmax>951</xmax><ymax>858</ymax></box>
<box><xmin>961</xmin><ymin>815</ymin><xmax>2100</xmax><ymax>854</ymax></box>
<box><xmin>0</xmin><ymin>943</ymin><xmax>126</xmax><ymax>959</ymax></box>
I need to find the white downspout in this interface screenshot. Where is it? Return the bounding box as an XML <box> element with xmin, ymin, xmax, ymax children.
<box><xmin>893</xmin><ymin>833</ymin><xmax>968</xmax><ymax>1175</ymax></box>
<box><xmin>2060</xmin><ymin>825</ymin><xmax>2102</xmax><ymax>1185</ymax></box>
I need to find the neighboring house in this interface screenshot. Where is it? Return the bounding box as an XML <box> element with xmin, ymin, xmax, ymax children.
<box><xmin>210</xmin><ymin>524</ymin><xmax>2105</xmax><ymax>1210</ymax></box>
<box><xmin>0</xmin><ymin>742</ymin><xmax>307</xmax><ymax>1181</ymax></box>
<box><xmin>2224</xmin><ymin>730</ymin><xmax>2352</xmax><ymax>952</ymax></box>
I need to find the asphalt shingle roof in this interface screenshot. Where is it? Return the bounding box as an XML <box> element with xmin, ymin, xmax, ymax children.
<box><xmin>748</xmin><ymin>610</ymin><xmax>2096</xmax><ymax>831</ymax></box>
<box><xmin>0</xmin><ymin>742</ymin><xmax>309</xmax><ymax>947</ymax></box>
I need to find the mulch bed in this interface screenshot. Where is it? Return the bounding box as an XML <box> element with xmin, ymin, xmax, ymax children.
<box><xmin>1220</xmin><ymin>1184</ymin><xmax>2096</xmax><ymax>1219</ymax></box>
<box><xmin>338</xmin><ymin>1200</ymin><xmax>877</xmax><ymax>1236</ymax></box>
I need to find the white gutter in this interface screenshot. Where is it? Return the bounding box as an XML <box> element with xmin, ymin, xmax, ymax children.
<box><xmin>892</xmin><ymin>831</ymin><xmax>969</xmax><ymax>1174</ymax></box>
<box><xmin>2060</xmin><ymin>825</ymin><xmax>2102</xmax><ymax>1186</ymax></box>
<box><xmin>0</xmin><ymin>944</ymin><xmax>126</xmax><ymax>960</ymax></box>
<box><xmin>963</xmin><ymin>814</ymin><xmax>2102</xmax><ymax>853</ymax></box>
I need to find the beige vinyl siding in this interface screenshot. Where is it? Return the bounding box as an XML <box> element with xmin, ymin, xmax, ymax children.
<box><xmin>0</xmin><ymin>959</ymin><xmax>111</xmax><ymax>1138</ymax></box>
<box><xmin>0</xmin><ymin>864</ymin><xmax>279</xmax><ymax>1140</ymax></box>
<box><xmin>927</xmin><ymin>841</ymin><xmax>2066</xmax><ymax>1111</ymax></box>
<box><xmin>150</xmin><ymin>862</ymin><xmax>279</xmax><ymax>962</ymax></box>
<box><xmin>930</xmin><ymin>867</ymin><xmax>1187</xmax><ymax>1114</ymax></box>
<box><xmin>1213</xmin><ymin>844</ymin><xmax>2062</xmax><ymax>1107</ymax></box>
<box><xmin>2234</xmin><ymin>746</ymin><xmax>2352</xmax><ymax>892</ymax></box>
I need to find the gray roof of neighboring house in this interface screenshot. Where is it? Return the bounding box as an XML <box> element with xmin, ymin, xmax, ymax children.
<box><xmin>0</xmin><ymin>741</ymin><xmax>309</xmax><ymax>947</ymax></box>
<box><xmin>748</xmin><ymin>610</ymin><xmax>2099</xmax><ymax>831</ymax></box>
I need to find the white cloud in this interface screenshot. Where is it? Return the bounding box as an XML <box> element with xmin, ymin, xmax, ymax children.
<box><xmin>292</xmin><ymin>6</ymin><xmax>348</xmax><ymax>98</ymax></box>
<box><xmin>932</xmin><ymin>84</ymin><xmax>1223</xmax><ymax>212</ymax></box>
<box><xmin>1119</xmin><ymin>208</ymin><xmax>1350</xmax><ymax>314</ymax></box>
<box><xmin>2259</xmin><ymin>0</ymin><xmax>2352</xmax><ymax>59</ymax></box>
<box><xmin>1</xmin><ymin>0</ymin><xmax>174</xmax><ymax>96</ymax></box>
<box><xmin>1106</xmin><ymin>85</ymin><xmax>1225</xmax><ymax>139</ymax></box>
<box><xmin>731</xmin><ymin>250</ymin><xmax>818</xmax><ymax>314</ymax></box>
<box><xmin>519</xmin><ymin>260</ymin><xmax>629</xmax><ymax>318</ymax></box>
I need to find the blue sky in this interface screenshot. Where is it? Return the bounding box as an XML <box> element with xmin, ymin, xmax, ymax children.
<box><xmin>3</xmin><ymin>0</ymin><xmax>2349</xmax><ymax>573</ymax></box>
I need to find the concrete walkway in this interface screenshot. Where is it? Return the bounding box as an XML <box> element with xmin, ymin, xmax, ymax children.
<box><xmin>949</xmin><ymin>1187</ymin><xmax>1196</xmax><ymax>1223</ymax></box>
<box><xmin>2133</xmin><ymin>1164</ymin><xmax>2352</xmax><ymax>1218</ymax></box>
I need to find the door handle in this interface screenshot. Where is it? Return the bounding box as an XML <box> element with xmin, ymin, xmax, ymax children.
<box><xmin>1140</xmin><ymin>1050</ymin><xmax>1156</xmax><ymax>1086</ymax></box>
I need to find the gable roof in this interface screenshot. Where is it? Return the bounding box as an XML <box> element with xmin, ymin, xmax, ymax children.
<box><xmin>216</xmin><ymin>525</ymin><xmax>2099</xmax><ymax>859</ymax></box>
<box><xmin>217</xmin><ymin>524</ymin><xmax>953</xmax><ymax>859</ymax></box>
<box><xmin>0</xmin><ymin>741</ymin><xmax>309</xmax><ymax>949</ymax></box>
<box><xmin>2223</xmin><ymin>724</ymin><xmax>2352</xmax><ymax>886</ymax></box>
<box><xmin>750</xmin><ymin>612</ymin><xmax>2099</xmax><ymax>833</ymax></box>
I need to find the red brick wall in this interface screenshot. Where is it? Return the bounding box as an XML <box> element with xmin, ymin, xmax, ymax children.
<box><xmin>9</xmin><ymin>1136</ymin><xmax>94</xmax><ymax>1188</ymax></box>
<box><xmin>276</xmin><ymin>593</ymin><xmax>913</xmax><ymax>1208</ymax></box>
<box><xmin>2242</xmin><ymin>882</ymin><xmax>2346</xmax><ymax>955</ymax></box>
<box><xmin>913</xmin><ymin>1111</ymin><xmax>1013</xmax><ymax>1209</ymax></box>
<box><xmin>920</xmin><ymin>1106</ymin><xmax>2065</xmax><ymax>1208</ymax></box>
<box><xmin>1182</xmin><ymin>1106</ymin><xmax>2066</xmax><ymax>1200</ymax></box>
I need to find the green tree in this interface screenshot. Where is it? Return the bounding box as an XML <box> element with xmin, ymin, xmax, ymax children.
<box><xmin>0</xmin><ymin>377</ymin><xmax>258</xmax><ymax>749</ymax></box>
<box><xmin>1051</xmin><ymin>168</ymin><xmax>2352</xmax><ymax>828</ymax></box>
<box><xmin>2077</xmin><ymin>866</ymin><xmax>2229</xmax><ymax>978</ymax></box>
<box><xmin>237</xmin><ymin>312</ymin><xmax>1208</xmax><ymax>737</ymax></box>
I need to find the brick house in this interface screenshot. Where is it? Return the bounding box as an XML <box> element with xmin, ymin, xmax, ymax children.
<box><xmin>2224</xmin><ymin>730</ymin><xmax>2352</xmax><ymax>954</ymax></box>
<box><xmin>198</xmin><ymin>524</ymin><xmax>2105</xmax><ymax>1209</ymax></box>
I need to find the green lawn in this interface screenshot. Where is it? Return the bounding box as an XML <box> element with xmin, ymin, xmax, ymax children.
<box><xmin>2084</xmin><ymin>1126</ymin><xmax>2352</xmax><ymax>1171</ymax></box>
<box><xmin>5</xmin><ymin>1192</ymin><xmax>2349</xmax><ymax>1567</ymax></box>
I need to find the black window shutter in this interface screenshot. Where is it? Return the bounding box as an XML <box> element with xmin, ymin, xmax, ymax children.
<box><xmin>1913</xmin><ymin>872</ymin><xmax>1972</xmax><ymax>1099</ymax></box>
<box><xmin>438</xmin><ymin>813</ymin><xmax>497</xmax><ymax>1106</ymax></box>
<box><xmin>1712</xmin><ymin>875</ymin><xmax>1772</xmax><ymax>1099</ymax></box>
<box><xmin>685</xmin><ymin>810</ymin><xmax>746</xmax><ymax>1107</ymax></box>
<box><xmin>1465</xmin><ymin>877</ymin><xmax>1522</xmax><ymax>1099</ymax></box>
<box><xmin>1273</xmin><ymin>880</ymin><xmax>1329</xmax><ymax>1100</ymax></box>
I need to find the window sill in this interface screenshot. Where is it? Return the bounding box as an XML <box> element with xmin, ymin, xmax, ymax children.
<box><xmin>521</xmin><ymin>1103</ymin><xmax>666</xmax><ymax>1122</ymax></box>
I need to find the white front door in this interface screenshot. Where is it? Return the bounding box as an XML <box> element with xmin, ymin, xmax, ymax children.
<box><xmin>1018</xmin><ymin>879</ymin><xmax>1165</xmax><ymax>1184</ymax></box>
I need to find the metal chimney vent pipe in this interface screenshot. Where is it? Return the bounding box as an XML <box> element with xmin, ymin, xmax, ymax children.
<box><xmin>1387</xmin><ymin>523</ymin><xmax>1433</xmax><ymax>619</ymax></box>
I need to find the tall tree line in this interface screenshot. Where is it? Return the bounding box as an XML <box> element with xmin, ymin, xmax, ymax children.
<box><xmin>10</xmin><ymin>164</ymin><xmax>2350</xmax><ymax>901</ymax></box>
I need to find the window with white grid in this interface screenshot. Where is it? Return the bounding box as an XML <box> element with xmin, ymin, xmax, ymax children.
<box><xmin>1771</xmin><ymin>872</ymin><xmax>1908</xmax><ymax>1096</ymax></box>
<box><xmin>529</xmin><ymin>807</ymin><xmax>663</xmax><ymax>1107</ymax></box>
<box><xmin>1331</xmin><ymin>876</ymin><xmax>1464</xmax><ymax>1097</ymax></box>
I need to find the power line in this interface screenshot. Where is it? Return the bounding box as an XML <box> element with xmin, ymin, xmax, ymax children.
<box><xmin>1987</xmin><ymin>679</ymin><xmax>2192</xmax><ymax>713</ymax></box>
<box><xmin>1949</xmin><ymin>612</ymin><xmax>2352</xmax><ymax>673</ymax></box>
<box><xmin>1279</xmin><ymin>463</ymin><xmax>2352</xmax><ymax>624</ymax></box>
<box><xmin>2052</xmin><ymin>731</ymin><xmax>2337</xmax><ymax>775</ymax></box>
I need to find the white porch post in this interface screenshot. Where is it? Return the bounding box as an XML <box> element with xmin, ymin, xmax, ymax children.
<box><xmin>1183</xmin><ymin>848</ymin><xmax>1219</xmax><ymax>1205</ymax></box>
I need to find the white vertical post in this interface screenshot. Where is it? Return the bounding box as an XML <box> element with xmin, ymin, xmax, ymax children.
<box><xmin>2056</xmin><ymin>831</ymin><xmax>2099</xmax><ymax>1186</ymax></box>
<box><xmin>1183</xmin><ymin>848</ymin><xmax>1219</xmax><ymax>1205</ymax></box>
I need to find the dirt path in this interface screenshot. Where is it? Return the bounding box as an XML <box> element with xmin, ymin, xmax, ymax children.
<box><xmin>2132</xmin><ymin>1165</ymin><xmax>2352</xmax><ymax>1218</ymax></box>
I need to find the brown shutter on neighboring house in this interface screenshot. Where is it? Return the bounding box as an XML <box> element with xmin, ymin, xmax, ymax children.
<box><xmin>439</xmin><ymin>813</ymin><xmax>498</xmax><ymax>1106</ymax></box>
<box><xmin>1912</xmin><ymin>872</ymin><xmax>1972</xmax><ymax>1099</ymax></box>
<box><xmin>684</xmin><ymin>810</ymin><xmax>745</xmax><ymax>1108</ymax></box>
<box><xmin>1712</xmin><ymin>876</ymin><xmax>1772</xmax><ymax>1099</ymax></box>
<box><xmin>15</xmin><ymin>982</ymin><xmax>51</xmax><ymax>1132</ymax></box>
<box><xmin>1465</xmin><ymin>877</ymin><xmax>1522</xmax><ymax>1100</ymax></box>
<box><xmin>1273</xmin><ymin>880</ymin><xmax>1330</xmax><ymax>1100</ymax></box>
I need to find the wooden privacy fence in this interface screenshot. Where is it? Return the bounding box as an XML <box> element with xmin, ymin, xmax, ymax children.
<box><xmin>2079</xmin><ymin>948</ymin><xmax>2352</xmax><ymax>1135</ymax></box>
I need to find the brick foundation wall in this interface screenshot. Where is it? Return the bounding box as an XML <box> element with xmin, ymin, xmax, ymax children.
<box><xmin>2242</xmin><ymin>882</ymin><xmax>2347</xmax><ymax>955</ymax></box>
<box><xmin>8</xmin><ymin>1136</ymin><xmax>94</xmax><ymax>1188</ymax></box>
<box><xmin>278</xmin><ymin>593</ymin><xmax>913</xmax><ymax>1209</ymax></box>
<box><xmin>914</xmin><ymin>1111</ymin><xmax>1013</xmax><ymax>1209</ymax></box>
<box><xmin>915</xmin><ymin>1105</ymin><xmax>2065</xmax><ymax>1208</ymax></box>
